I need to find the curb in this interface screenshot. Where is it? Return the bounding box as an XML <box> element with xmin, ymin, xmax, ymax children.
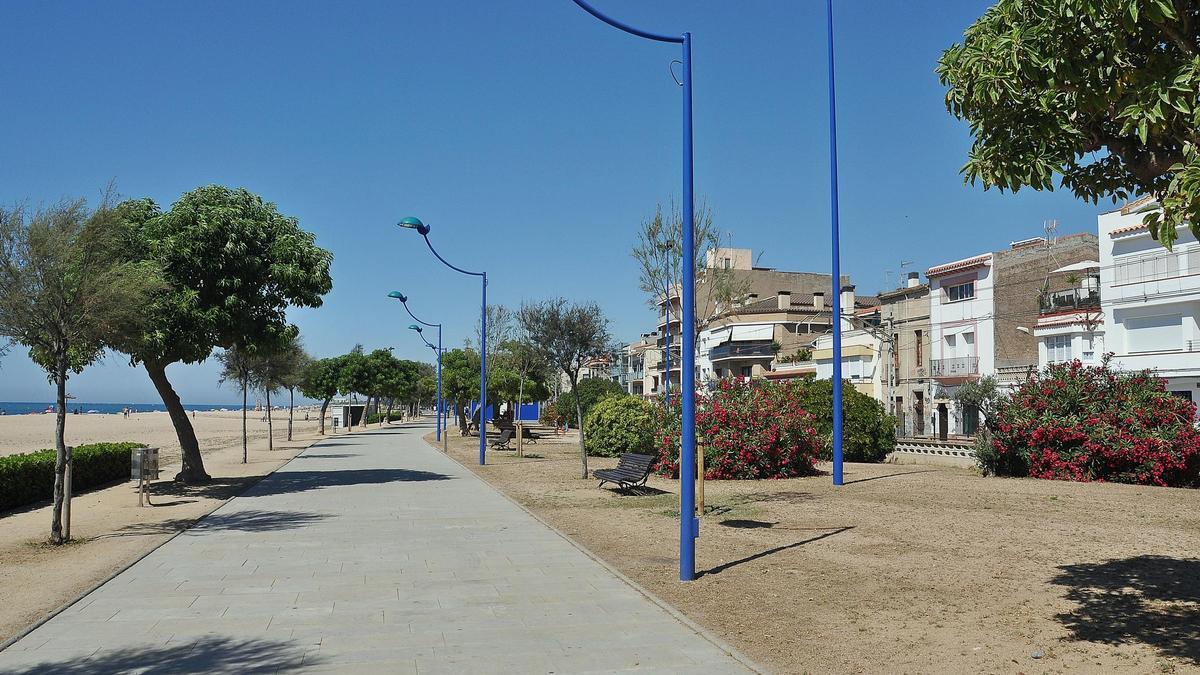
<box><xmin>420</xmin><ymin>432</ymin><xmax>768</xmax><ymax>675</ymax></box>
<box><xmin>0</xmin><ymin>431</ymin><xmax>336</xmax><ymax>654</ymax></box>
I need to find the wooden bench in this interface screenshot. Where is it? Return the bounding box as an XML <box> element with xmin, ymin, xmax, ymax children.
<box><xmin>593</xmin><ymin>453</ymin><xmax>656</xmax><ymax>491</ymax></box>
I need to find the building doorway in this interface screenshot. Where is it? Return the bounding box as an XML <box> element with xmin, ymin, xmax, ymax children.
<box><xmin>914</xmin><ymin>391</ymin><xmax>925</xmax><ymax>436</ymax></box>
<box><xmin>936</xmin><ymin>402</ymin><xmax>948</xmax><ymax>441</ymax></box>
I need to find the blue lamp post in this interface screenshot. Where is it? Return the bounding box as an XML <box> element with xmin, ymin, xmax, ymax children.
<box><xmin>569</xmin><ymin>0</ymin><xmax>699</xmax><ymax>582</ymax></box>
<box><xmin>827</xmin><ymin>0</ymin><xmax>845</xmax><ymax>486</ymax></box>
<box><xmin>388</xmin><ymin>291</ymin><xmax>443</xmax><ymax>443</ymax></box>
<box><xmin>396</xmin><ymin>217</ymin><xmax>489</xmax><ymax>466</ymax></box>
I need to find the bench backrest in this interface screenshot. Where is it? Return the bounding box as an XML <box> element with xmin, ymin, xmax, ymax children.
<box><xmin>617</xmin><ymin>453</ymin><xmax>656</xmax><ymax>473</ymax></box>
<box><xmin>497</xmin><ymin>428</ymin><xmax>513</xmax><ymax>441</ymax></box>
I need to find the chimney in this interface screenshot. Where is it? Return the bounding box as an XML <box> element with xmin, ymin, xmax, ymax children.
<box><xmin>906</xmin><ymin>272</ymin><xmax>920</xmax><ymax>288</ymax></box>
<box><xmin>777</xmin><ymin>291</ymin><xmax>792</xmax><ymax>310</ymax></box>
<box><xmin>812</xmin><ymin>292</ymin><xmax>825</xmax><ymax>309</ymax></box>
<box><xmin>840</xmin><ymin>285</ymin><xmax>855</xmax><ymax>314</ymax></box>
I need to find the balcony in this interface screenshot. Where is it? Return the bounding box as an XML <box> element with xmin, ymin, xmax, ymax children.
<box><xmin>1039</xmin><ymin>288</ymin><xmax>1100</xmax><ymax>314</ymax></box>
<box><xmin>931</xmin><ymin>356</ymin><xmax>979</xmax><ymax>379</ymax></box>
<box><xmin>708</xmin><ymin>342</ymin><xmax>776</xmax><ymax>362</ymax></box>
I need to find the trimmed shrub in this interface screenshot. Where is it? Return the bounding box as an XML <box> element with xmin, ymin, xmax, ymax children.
<box><xmin>653</xmin><ymin>379</ymin><xmax>823</xmax><ymax>480</ymax></box>
<box><xmin>584</xmin><ymin>395</ymin><xmax>657</xmax><ymax>458</ymax></box>
<box><xmin>777</xmin><ymin>378</ymin><xmax>896</xmax><ymax>463</ymax></box>
<box><xmin>0</xmin><ymin>441</ymin><xmax>144</xmax><ymax>512</ymax></box>
<box><xmin>981</xmin><ymin>360</ymin><xmax>1200</xmax><ymax>487</ymax></box>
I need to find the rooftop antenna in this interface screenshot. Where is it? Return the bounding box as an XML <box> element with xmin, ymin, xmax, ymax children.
<box><xmin>898</xmin><ymin>260</ymin><xmax>913</xmax><ymax>287</ymax></box>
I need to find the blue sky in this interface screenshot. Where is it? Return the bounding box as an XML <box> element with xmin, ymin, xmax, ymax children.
<box><xmin>0</xmin><ymin>0</ymin><xmax>1103</xmax><ymax>404</ymax></box>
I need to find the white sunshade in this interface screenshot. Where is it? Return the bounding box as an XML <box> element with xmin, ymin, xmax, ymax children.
<box><xmin>1052</xmin><ymin>260</ymin><xmax>1100</xmax><ymax>274</ymax></box>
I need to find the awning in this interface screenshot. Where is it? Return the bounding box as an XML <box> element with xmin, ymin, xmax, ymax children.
<box><xmin>1052</xmin><ymin>260</ymin><xmax>1099</xmax><ymax>274</ymax></box>
<box><xmin>729</xmin><ymin>324</ymin><xmax>774</xmax><ymax>341</ymax></box>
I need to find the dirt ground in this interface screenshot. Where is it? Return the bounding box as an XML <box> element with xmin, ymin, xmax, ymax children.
<box><xmin>431</xmin><ymin>430</ymin><xmax>1200</xmax><ymax>674</ymax></box>
<box><xmin>0</xmin><ymin>416</ymin><xmax>388</xmax><ymax>646</ymax></box>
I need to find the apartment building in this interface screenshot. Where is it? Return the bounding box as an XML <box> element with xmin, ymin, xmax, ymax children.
<box><xmin>879</xmin><ymin>272</ymin><xmax>931</xmax><ymax>437</ymax></box>
<box><xmin>927</xmin><ymin>232</ymin><xmax>1100</xmax><ymax>436</ymax></box>
<box><xmin>1032</xmin><ymin>261</ymin><xmax>1104</xmax><ymax>369</ymax></box>
<box><xmin>811</xmin><ymin>297</ymin><xmax>885</xmax><ymax>398</ymax></box>
<box><xmin>612</xmin><ymin>332</ymin><xmax>657</xmax><ymax>397</ymax></box>
<box><xmin>652</xmin><ymin>246</ymin><xmax>844</xmax><ymax>387</ymax></box>
<box><xmin>1098</xmin><ymin>196</ymin><xmax>1200</xmax><ymax>400</ymax></box>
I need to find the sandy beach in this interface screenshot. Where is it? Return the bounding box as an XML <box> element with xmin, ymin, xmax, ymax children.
<box><xmin>0</xmin><ymin>407</ymin><xmax>326</xmax><ymax>462</ymax></box>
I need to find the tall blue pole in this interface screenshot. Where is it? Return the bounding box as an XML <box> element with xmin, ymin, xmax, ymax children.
<box><xmin>568</xmin><ymin>0</ymin><xmax>696</xmax><ymax>582</ymax></box>
<box><xmin>678</xmin><ymin>31</ymin><xmax>698</xmax><ymax>581</ymax></box>
<box><xmin>436</xmin><ymin>326</ymin><xmax>443</xmax><ymax>442</ymax></box>
<box><xmin>827</xmin><ymin>0</ymin><xmax>844</xmax><ymax>486</ymax></box>
<box><xmin>479</xmin><ymin>273</ymin><xmax>488</xmax><ymax>466</ymax></box>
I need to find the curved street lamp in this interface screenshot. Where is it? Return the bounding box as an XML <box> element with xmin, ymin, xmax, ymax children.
<box><xmin>396</xmin><ymin>217</ymin><xmax>489</xmax><ymax>466</ymax></box>
<box><xmin>388</xmin><ymin>291</ymin><xmax>444</xmax><ymax>444</ymax></box>
<box><xmin>569</xmin><ymin>0</ymin><xmax>699</xmax><ymax>582</ymax></box>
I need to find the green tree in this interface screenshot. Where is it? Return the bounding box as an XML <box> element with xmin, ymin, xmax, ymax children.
<box><xmin>114</xmin><ymin>186</ymin><xmax>332</xmax><ymax>482</ymax></box>
<box><xmin>584</xmin><ymin>395</ymin><xmax>657</xmax><ymax>458</ymax></box>
<box><xmin>556</xmin><ymin>377</ymin><xmax>625</xmax><ymax>428</ymax></box>
<box><xmin>520</xmin><ymin>298</ymin><xmax>612</xmax><ymax>478</ymax></box>
<box><xmin>217</xmin><ymin>345</ymin><xmax>257</xmax><ymax>464</ymax></box>
<box><xmin>0</xmin><ymin>199</ymin><xmax>160</xmax><ymax>543</ymax></box>
<box><xmin>441</xmin><ymin>348</ymin><xmax>481</xmax><ymax>434</ymax></box>
<box><xmin>299</xmin><ymin>355</ymin><xmax>345</xmax><ymax>435</ymax></box>
<box><xmin>252</xmin><ymin>333</ymin><xmax>306</xmax><ymax>450</ymax></box>
<box><xmin>274</xmin><ymin>343</ymin><xmax>312</xmax><ymax>442</ymax></box>
<box><xmin>939</xmin><ymin>0</ymin><xmax>1200</xmax><ymax>249</ymax></box>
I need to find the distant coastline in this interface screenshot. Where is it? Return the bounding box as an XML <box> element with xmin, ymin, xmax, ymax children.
<box><xmin>0</xmin><ymin>402</ymin><xmax>241</xmax><ymax>416</ymax></box>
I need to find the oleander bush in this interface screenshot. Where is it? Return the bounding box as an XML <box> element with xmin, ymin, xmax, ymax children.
<box><xmin>583</xmin><ymin>395</ymin><xmax>657</xmax><ymax>458</ymax></box>
<box><xmin>653</xmin><ymin>378</ymin><xmax>824</xmax><ymax>480</ymax></box>
<box><xmin>0</xmin><ymin>441</ymin><xmax>144</xmax><ymax>511</ymax></box>
<box><xmin>980</xmin><ymin>360</ymin><xmax>1200</xmax><ymax>487</ymax></box>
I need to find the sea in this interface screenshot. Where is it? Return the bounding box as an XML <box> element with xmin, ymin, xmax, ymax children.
<box><xmin>0</xmin><ymin>402</ymin><xmax>238</xmax><ymax>416</ymax></box>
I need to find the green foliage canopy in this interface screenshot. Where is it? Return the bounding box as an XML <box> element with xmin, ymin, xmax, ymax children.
<box><xmin>939</xmin><ymin>0</ymin><xmax>1200</xmax><ymax>249</ymax></box>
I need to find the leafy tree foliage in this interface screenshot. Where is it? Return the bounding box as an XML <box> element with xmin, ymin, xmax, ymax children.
<box><xmin>440</xmin><ymin>348</ymin><xmax>481</xmax><ymax>433</ymax></box>
<box><xmin>939</xmin><ymin>0</ymin><xmax>1200</xmax><ymax>249</ymax></box>
<box><xmin>556</xmin><ymin>377</ymin><xmax>625</xmax><ymax>429</ymax></box>
<box><xmin>115</xmin><ymin>186</ymin><xmax>332</xmax><ymax>482</ymax></box>
<box><xmin>299</xmin><ymin>355</ymin><xmax>345</xmax><ymax>435</ymax></box>
<box><xmin>520</xmin><ymin>298</ymin><xmax>612</xmax><ymax>478</ymax></box>
<box><xmin>0</xmin><ymin>199</ymin><xmax>160</xmax><ymax>543</ymax></box>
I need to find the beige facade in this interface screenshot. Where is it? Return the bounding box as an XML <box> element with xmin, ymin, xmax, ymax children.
<box><xmin>879</xmin><ymin>274</ymin><xmax>932</xmax><ymax>437</ymax></box>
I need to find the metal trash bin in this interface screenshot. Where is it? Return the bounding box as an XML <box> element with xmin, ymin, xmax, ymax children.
<box><xmin>131</xmin><ymin>447</ymin><xmax>160</xmax><ymax>480</ymax></box>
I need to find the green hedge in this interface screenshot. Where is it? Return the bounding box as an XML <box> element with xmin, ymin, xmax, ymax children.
<box><xmin>0</xmin><ymin>442</ymin><xmax>144</xmax><ymax>512</ymax></box>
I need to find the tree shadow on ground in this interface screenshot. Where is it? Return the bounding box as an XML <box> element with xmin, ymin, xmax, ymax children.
<box><xmin>293</xmin><ymin>453</ymin><xmax>361</xmax><ymax>459</ymax></box>
<box><xmin>156</xmin><ymin>468</ymin><xmax>453</xmax><ymax>501</ymax></box>
<box><xmin>842</xmin><ymin>469</ymin><xmax>938</xmax><ymax>485</ymax></box>
<box><xmin>97</xmin><ymin>509</ymin><xmax>329</xmax><ymax>538</ymax></box>
<box><xmin>699</xmin><ymin>526</ymin><xmax>854</xmax><ymax>577</ymax></box>
<box><xmin>3</xmin><ymin>636</ymin><xmax>317</xmax><ymax>674</ymax></box>
<box><xmin>1050</xmin><ymin>555</ymin><xmax>1200</xmax><ymax>665</ymax></box>
<box><xmin>739</xmin><ymin>491</ymin><xmax>815</xmax><ymax>505</ymax></box>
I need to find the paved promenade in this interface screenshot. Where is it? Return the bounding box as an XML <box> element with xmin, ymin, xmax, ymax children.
<box><xmin>0</xmin><ymin>423</ymin><xmax>754</xmax><ymax>674</ymax></box>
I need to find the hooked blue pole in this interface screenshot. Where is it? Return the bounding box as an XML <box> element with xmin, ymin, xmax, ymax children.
<box><xmin>396</xmin><ymin>218</ymin><xmax>488</xmax><ymax>465</ymax></box>
<box><xmin>569</xmin><ymin>0</ymin><xmax>697</xmax><ymax>582</ymax></box>
<box><xmin>390</xmin><ymin>292</ymin><xmax>444</xmax><ymax>442</ymax></box>
<box><xmin>827</xmin><ymin>0</ymin><xmax>844</xmax><ymax>486</ymax></box>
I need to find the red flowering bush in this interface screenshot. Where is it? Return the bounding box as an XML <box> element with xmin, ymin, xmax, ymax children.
<box><xmin>652</xmin><ymin>378</ymin><xmax>823</xmax><ymax>480</ymax></box>
<box><xmin>982</xmin><ymin>359</ymin><xmax>1200</xmax><ymax>487</ymax></box>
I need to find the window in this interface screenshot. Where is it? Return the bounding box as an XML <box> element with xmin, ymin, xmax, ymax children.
<box><xmin>1082</xmin><ymin>336</ymin><xmax>1095</xmax><ymax>360</ymax></box>
<box><xmin>914</xmin><ymin>329</ymin><xmax>923</xmax><ymax>363</ymax></box>
<box><xmin>1126</xmin><ymin>314</ymin><xmax>1182</xmax><ymax>353</ymax></box>
<box><xmin>740</xmin><ymin>366</ymin><xmax>753</xmax><ymax>378</ymax></box>
<box><xmin>963</xmin><ymin>332</ymin><xmax>975</xmax><ymax>348</ymax></box>
<box><xmin>946</xmin><ymin>281</ymin><xmax>975</xmax><ymax>302</ymax></box>
<box><xmin>945</xmin><ymin>333</ymin><xmax>957</xmax><ymax>357</ymax></box>
<box><xmin>1045</xmin><ymin>335</ymin><xmax>1072</xmax><ymax>363</ymax></box>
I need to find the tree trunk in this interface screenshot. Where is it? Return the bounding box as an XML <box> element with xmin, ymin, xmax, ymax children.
<box><xmin>266</xmin><ymin>388</ymin><xmax>274</xmax><ymax>452</ymax></box>
<box><xmin>572</xmin><ymin>374</ymin><xmax>587</xmax><ymax>479</ymax></box>
<box><xmin>50</xmin><ymin>354</ymin><xmax>69</xmax><ymax>544</ymax></box>
<box><xmin>287</xmin><ymin>387</ymin><xmax>294</xmax><ymax>441</ymax></box>
<box><xmin>145</xmin><ymin>361</ymin><xmax>210</xmax><ymax>483</ymax></box>
<box><xmin>241</xmin><ymin>379</ymin><xmax>248</xmax><ymax>464</ymax></box>
<box><xmin>385</xmin><ymin>399</ymin><xmax>394</xmax><ymax>425</ymax></box>
<box><xmin>360</xmin><ymin>396</ymin><xmax>371</xmax><ymax>430</ymax></box>
<box><xmin>319</xmin><ymin>396</ymin><xmax>332</xmax><ymax>435</ymax></box>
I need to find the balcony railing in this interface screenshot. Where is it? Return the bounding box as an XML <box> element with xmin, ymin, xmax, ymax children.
<box><xmin>708</xmin><ymin>342</ymin><xmax>776</xmax><ymax>361</ymax></box>
<box><xmin>931</xmin><ymin>356</ymin><xmax>979</xmax><ymax>378</ymax></box>
<box><xmin>1039</xmin><ymin>288</ymin><xmax>1100</xmax><ymax>314</ymax></box>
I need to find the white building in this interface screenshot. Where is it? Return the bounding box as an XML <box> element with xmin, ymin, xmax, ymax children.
<box><xmin>1032</xmin><ymin>261</ymin><xmax>1104</xmax><ymax>369</ymax></box>
<box><xmin>812</xmin><ymin>323</ymin><xmax>884</xmax><ymax>399</ymax></box>
<box><xmin>1099</xmin><ymin>196</ymin><xmax>1200</xmax><ymax>401</ymax></box>
<box><xmin>926</xmin><ymin>253</ymin><xmax>995</xmax><ymax>436</ymax></box>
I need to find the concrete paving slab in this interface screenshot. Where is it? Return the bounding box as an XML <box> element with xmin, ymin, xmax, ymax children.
<box><xmin>0</xmin><ymin>422</ymin><xmax>757</xmax><ymax>674</ymax></box>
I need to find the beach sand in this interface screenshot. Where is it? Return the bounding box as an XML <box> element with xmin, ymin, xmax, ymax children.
<box><xmin>0</xmin><ymin>407</ymin><xmax>326</xmax><ymax>461</ymax></box>
<box><xmin>0</xmin><ymin>409</ymin><xmax>395</xmax><ymax>645</ymax></box>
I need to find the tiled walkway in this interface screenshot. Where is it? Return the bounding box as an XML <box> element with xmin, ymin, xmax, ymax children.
<box><xmin>0</xmin><ymin>423</ymin><xmax>755</xmax><ymax>674</ymax></box>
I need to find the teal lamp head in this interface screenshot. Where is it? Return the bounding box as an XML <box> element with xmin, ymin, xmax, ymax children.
<box><xmin>408</xmin><ymin>324</ymin><xmax>422</xmax><ymax>333</ymax></box>
<box><xmin>397</xmin><ymin>217</ymin><xmax>430</xmax><ymax>235</ymax></box>
<box><xmin>388</xmin><ymin>291</ymin><xmax>407</xmax><ymax>302</ymax></box>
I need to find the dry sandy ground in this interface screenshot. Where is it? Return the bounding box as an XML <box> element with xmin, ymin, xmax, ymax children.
<box><xmin>0</xmin><ymin>407</ymin><xmax>325</xmax><ymax>460</ymax></box>
<box><xmin>433</xmin><ymin>431</ymin><xmax>1200</xmax><ymax>674</ymax></box>
<box><xmin>0</xmin><ymin>412</ymin><xmax>389</xmax><ymax>645</ymax></box>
